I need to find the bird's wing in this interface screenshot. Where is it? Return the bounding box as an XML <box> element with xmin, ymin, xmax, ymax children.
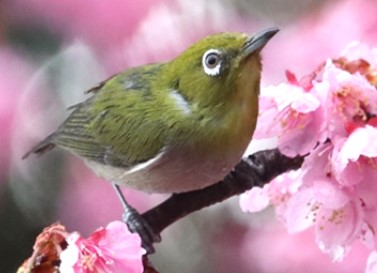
<box><xmin>26</xmin><ymin>64</ymin><xmax>168</xmax><ymax>168</ymax></box>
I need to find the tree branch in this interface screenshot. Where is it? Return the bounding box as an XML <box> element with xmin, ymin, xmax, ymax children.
<box><xmin>142</xmin><ymin>148</ymin><xmax>304</xmax><ymax>234</ymax></box>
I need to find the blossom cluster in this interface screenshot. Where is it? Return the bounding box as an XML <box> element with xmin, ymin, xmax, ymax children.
<box><xmin>18</xmin><ymin>221</ymin><xmax>145</xmax><ymax>273</ymax></box>
<box><xmin>240</xmin><ymin>42</ymin><xmax>377</xmax><ymax>272</ymax></box>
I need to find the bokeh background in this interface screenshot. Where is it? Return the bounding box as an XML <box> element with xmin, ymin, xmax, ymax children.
<box><xmin>1</xmin><ymin>0</ymin><xmax>377</xmax><ymax>272</ymax></box>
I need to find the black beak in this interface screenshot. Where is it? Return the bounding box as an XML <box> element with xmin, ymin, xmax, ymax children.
<box><xmin>242</xmin><ymin>27</ymin><xmax>279</xmax><ymax>57</ymax></box>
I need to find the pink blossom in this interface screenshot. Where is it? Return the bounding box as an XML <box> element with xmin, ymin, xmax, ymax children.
<box><xmin>241</xmin><ymin>41</ymin><xmax>377</xmax><ymax>271</ymax></box>
<box><xmin>315</xmin><ymin>201</ymin><xmax>363</xmax><ymax>260</ymax></box>
<box><xmin>270</xmin><ymin>146</ymin><xmax>364</xmax><ymax>260</ymax></box>
<box><xmin>255</xmin><ymin>79</ymin><xmax>326</xmax><ymax>157</ymax></box>
<box><xmin>338</xmin><ymin>125</ymin><xmax>377</xmax><ymax>162</ymax></box>
<box><xmin>314</xmin><ymin>59</ymin><xmax>377</xmax><ymax>140</ymax></box>
<box><xmin>332</xmin><ymin>124</ymin><xmax>377</xmax><ymax>189</ymax></box>
<box><xmin>240</xmin><ymin>170</ymin><xmax>302</xmax><ymax>214</ymax></box>
<box><xmin>60</xmin><ymin>221</ymin><xmax>146</xmax><ymax>273</ymax></box>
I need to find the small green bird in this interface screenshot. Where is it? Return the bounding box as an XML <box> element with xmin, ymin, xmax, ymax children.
<box><xmin>24</xmin><ymin>28</ymin><xmax>278</xmax><ymax>252</ymax></box>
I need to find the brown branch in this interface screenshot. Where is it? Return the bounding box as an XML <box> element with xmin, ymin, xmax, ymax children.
<box><xmin>142</xmin><ymin>148</ymin><xmax>304</xmax><ymax>234</ymax></box>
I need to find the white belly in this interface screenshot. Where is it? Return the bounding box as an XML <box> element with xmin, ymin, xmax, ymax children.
<box><xmin>84</xmin><ymin>147</ymin><xmax>243</xmax><ymax>193</ymax></box>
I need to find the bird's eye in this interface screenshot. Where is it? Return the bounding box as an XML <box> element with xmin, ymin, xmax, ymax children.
<box><xmin>202</xmin><ymin>49</ymin><xmax>222</xmax><ymax>76</ymax></box>
<box><xmin>205</xmin><ymin>53</ymin><xmax>220</xmax><ymax>68</ymax></box>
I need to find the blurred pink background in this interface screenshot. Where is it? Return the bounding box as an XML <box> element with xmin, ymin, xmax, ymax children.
<box><xmin>1</xmin><ymin>0</ymin><xmax>377</xmax><ymax>272</ymax></box>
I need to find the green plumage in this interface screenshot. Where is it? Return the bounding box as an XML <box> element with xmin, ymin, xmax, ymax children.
<box><xmin>53</xmin><ymin>64</ymin><xmax>167</xmax><ymax>167</ymax></box>
<box><xmin>24</xmin><ymin>29</ymin><xmax>278</xmax><ymax>193</ymax></box>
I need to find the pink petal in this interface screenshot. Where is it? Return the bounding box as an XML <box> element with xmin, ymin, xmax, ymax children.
<box><xmin>315</xmin><ymin>201</ymin><xmax>363</xmax><ymax>261</ymax></box>
<box><xmin>278</xmin><ymin>107</ymin><xmax>325</xmax><ymax>156</ymax></box>
<box><xmin>332</xmin><ymin>127</ymin><xmax>377</xmax><ymax>187</ymax></box>
<box><xmin>268</xmin><ymin>171</ymin><xmax>302</xmax><ymax>198</ymax></box>
<box><xmin>255</xmin><ymin>83</ymin><xmax>321</xmax><ymax>141</ymax></box>
<box><xmin>285</xmin><ymin>188</ymin><xmax>316</xmax><ymax>233</ymax></box>
<box><xmin>254</xmin><ymin>98</ymin><xmax>281</xmax><ymax>139</ymax></box>
<box><xmin>59</xmin><ymin>221</ymin><xmax>145</xmax><ymax>273</ymax></box>
<box><xmin>312</xmin><ymin>179</ymin><xmax>350</xmax><ymax>209</ymax></box>
<box><xmin>336</xmin><ymin>161</ymin><xmax>364</xmax><ymax>187</ymax></box>
<box><xmin>341</xmin><ymin>126</ymin><xmax>377</xmax><ymax>161</ymax></box>
<box><xmin>301</xmin><ymin>144</ymin><xmax>333</xmax><ymax>185</ymax></box>
<box><xmin>290</xmin><ymin>92</ymin><xmax>320</xmax><ymax>113</ymax></box>
<box><xmin>261</xmin><ymin>82</ymin><xmax>320</xmax><ymax>113</ymax></box>
<box><xmin>362</xmin><ymin>208</ymin><xmax>377</xmax><ymax>249</ymax></box>
<box><xmin>354</xmin><ymin>165</ymin><xmax>377</xmax><ymax>207</ymax></box>
<box><xmin>314</xmin><ymin>59</ymin><xmax>377</xmax><ymax>140</ymax></box>
<box><xmin>100</xmin><ymin>221</ymin><xmax>145</xmax><ymax>258</ymax></box>
<box><xmin>366</xmin><ymin>252</ymin><xmax>377</xmax><ymax>273</ymax></box>
<box><xmin>331</xmin><ymin>138</ymin><xmax>363</xmax><ymax>186</ymax></box>
<box><xmin>97</xmin><ymin>221</ymin><xmax>145</xmax><ymax>273</ymax></box>
<box><xmin>240</xmin><ymin>186</ymin><xmax>270</xmax><ymax>213</ymax></box>
<box><xmin>341</xmin><ymin>41</ymin><xmax>377</xmax><ymax>67</ymax></box>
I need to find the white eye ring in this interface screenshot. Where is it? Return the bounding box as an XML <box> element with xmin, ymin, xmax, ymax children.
<box><xmin>202</xmin><ymin>49</ymin><xmax>222</xmax><ymax>76</ymax></box>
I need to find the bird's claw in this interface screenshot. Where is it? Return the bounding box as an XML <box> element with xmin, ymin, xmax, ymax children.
<box><xmin>123</xmin><ymin>206</ymin><xmax>161</xmax><ymax>254</ymax></box>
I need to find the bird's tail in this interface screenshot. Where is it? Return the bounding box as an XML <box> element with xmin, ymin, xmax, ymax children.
<box><xmin>22</xmin><ymin>133</ymin><xmax>56</xmax><ymax>159</ymax></box>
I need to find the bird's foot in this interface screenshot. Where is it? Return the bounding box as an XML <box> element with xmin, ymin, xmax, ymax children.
<box><xmin>112</xmin><ymin>184</ymin><xmax>161</xmax><ymax>254</ymax></box>
<box><xmin>122</xmin><ymin>205</ymin><xmax>161</xmax><ymax>254</ymax></box>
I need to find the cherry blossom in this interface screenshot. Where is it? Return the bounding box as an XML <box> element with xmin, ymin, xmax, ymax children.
<box><xmin>60</xmin><ymin>221</ymin><xmax>145</xmax><ymax>273</ymax></box>
<box><xmin>241</xmin><ymin>42</ymin><xmax>377</xmax><ymax>272</ymax></box>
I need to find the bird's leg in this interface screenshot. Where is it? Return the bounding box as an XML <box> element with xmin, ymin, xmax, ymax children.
<box><xmin>112</xmin><ymin>184</ymin><xmax>161</xmax><ymax>254</ymax></box>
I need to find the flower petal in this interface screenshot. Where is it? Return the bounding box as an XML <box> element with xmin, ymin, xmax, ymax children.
<box><xmin>315</xmin><ymin>201</ymin><xmax>363</xmax><ymax>261</ymax></box>
<box><xmin>285</xmin><ymin>188</ymin><xmax>316</xmax><ymax>233</ymax></box>
<box><xmin>366</xmin><ymin>251</ymin><xmax>377</xmax><ymax>273</ymax></box>
<box><xmin>240</xmin><ymin>186</ymin><xmax>270</xmax><ymax>213</ymax></box>
<box><xmin>59</xmin><ymin>221</ymin><xmax>145</xmax><ymax>273</ymax></box>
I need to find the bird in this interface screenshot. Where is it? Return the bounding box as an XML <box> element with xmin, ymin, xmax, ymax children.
<box><xmin>23</xmin><ymin>27</ymin><xmax>279</xmax><ymax>253</ymax></box>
